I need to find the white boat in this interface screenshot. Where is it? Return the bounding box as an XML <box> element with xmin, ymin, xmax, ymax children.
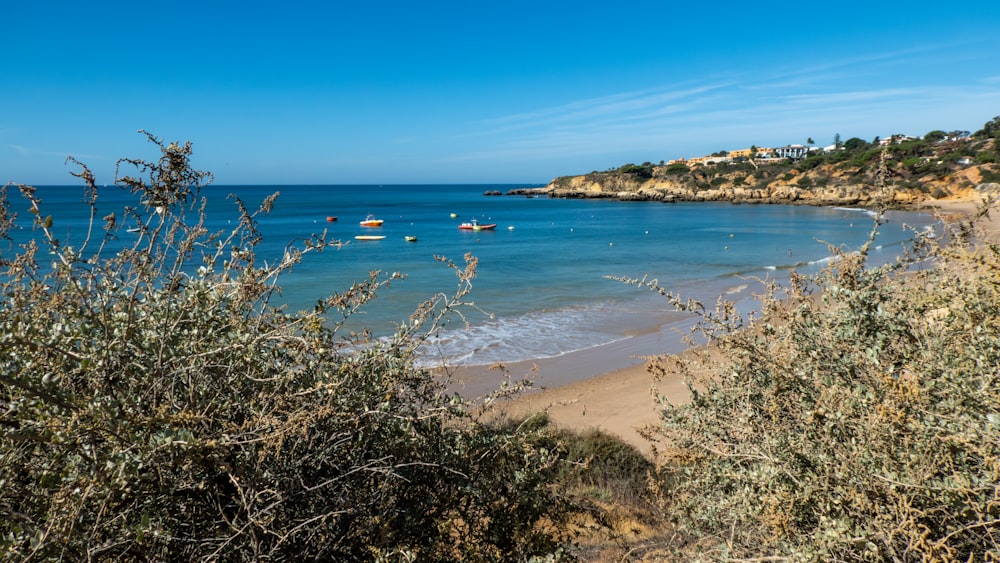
<box><xmin>360</xmin><ymin>214</ymin><xmax>384</xmax><ymax>227</ymax></box>
<box><xmin>458</xmin><ymin>219</ymin><xmax>497</xmax><ymax>231</ymax></box>
<box><xmin>355</xmin><ymin>235</ymin><xmax>386</xmax><ymax>241</ymax></box>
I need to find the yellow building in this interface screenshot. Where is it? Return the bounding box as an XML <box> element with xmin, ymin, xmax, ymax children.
<box><xmin>729</xmin><ymin>147</ymin><xmax>774</xmax><ymax>159</ymax></box>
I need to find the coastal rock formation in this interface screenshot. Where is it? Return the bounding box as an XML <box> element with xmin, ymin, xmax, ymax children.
<box><xmin>508</xmin><ymin>162</ymin><xmax>996</xmax><ymax>208</ymax></box>
<box><xmin>506</xmin><ymin>133</ymin><xmax>1000</xmax><ymax>207</ymax></box>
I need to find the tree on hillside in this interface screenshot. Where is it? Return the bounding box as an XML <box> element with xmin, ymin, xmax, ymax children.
<box><xmin>975</xmin><ymin>116</ymin><xmax>1000</xmax><ymax>138</ymax></box>
<box><xmin>924</xmin><ymin>129</ymin><xmax>947</xmax><ymax>142</ymax></box>
<box><xmin>843</xmin><ymin>137</ymin><xmax>868</xmax><ymax>151</ymax></box>
<box><xmin>0</xmin><ymin>134</ymin><xmax>574</xmax><ymax>561</ymax></box>
<box><xmin>834</xmin><ymin>133</ymin><xmax>842</xmax><ymax>149</ymax></box>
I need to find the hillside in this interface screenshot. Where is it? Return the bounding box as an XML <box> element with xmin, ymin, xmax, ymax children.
<box><xmin>512</xmin><ymin>124</ymin><xmax>1000</xmax><ymax>207</ymax></box>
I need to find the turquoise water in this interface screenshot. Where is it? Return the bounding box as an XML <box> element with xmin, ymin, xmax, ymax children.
<box><xmin>10</xmin><ymin>184</ymin><xmax>940</xmax><ymax>367</ymax></box>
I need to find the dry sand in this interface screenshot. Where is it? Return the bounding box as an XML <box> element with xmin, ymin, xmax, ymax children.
<box><xmin>489</xmin><ymin>195</ymin><xmax>999</xmax><ymax>458</ymax></box>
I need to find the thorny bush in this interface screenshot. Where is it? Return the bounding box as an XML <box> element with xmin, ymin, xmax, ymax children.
<box><xmin>0</xmin><ymin>133</ymin><xmax>575</xmax><ymax>561</ymax></box>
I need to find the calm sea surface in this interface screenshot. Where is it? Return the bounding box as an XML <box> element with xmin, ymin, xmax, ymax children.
<box><xmin>12</xmin><ymin>184</ymin><xmax>940</xmax><ymax>368</ymax></box>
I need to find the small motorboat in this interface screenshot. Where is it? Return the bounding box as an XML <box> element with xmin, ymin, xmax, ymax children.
<box><xmin>326</xmin><ymin>216</ymin><xmax>338</xmax><ymax>222</ymax></box>
<box><xmin>355</xmin><ymin>235</ymin><xmax>386</xmax><ymax>241</ymax></box>
<box><xmin>405</xmin><ymin>236</ymin><xmax>418</xmax><ymax>242</ymax></box>
<box><xmin>360</xmin><ymin>214</ymin><xmax>384</xmax><ymax>227</ymax></box>
<box><xmin>458</xmin><ymin>219</ymin><xmax>497</xmax><ymax>231</ymax></box>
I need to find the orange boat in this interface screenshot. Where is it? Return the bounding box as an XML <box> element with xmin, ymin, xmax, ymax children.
<box><xmin>326</xmin><ymin>216</ymin><xmax>337</xmax><ymax>222</ymax></box>
<box><xmin>359</xmin><ymin>214</ymin><xmax>384</xmax><ymax>227</ymax></box>
<box><xmin>458</xmin><ymin>219</ymin><xmax>497</xmax><ymax>231</ymax></box>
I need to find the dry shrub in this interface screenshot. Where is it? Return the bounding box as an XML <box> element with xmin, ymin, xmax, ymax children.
<box><xmin>629</xmin><ymin>203</ymin><xmax>1000</xmax><ymax>561</ymax></box>
<box><xmin>0</xmin><ymin>134</ymin><xmax>575</xmax><ymax>561</ymax></box>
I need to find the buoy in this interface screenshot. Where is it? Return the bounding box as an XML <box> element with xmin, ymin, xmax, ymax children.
<box><xmin>729</xmin><ymin>233</ymin><xmax>734</xmax><ymax>238</ymax></box>
<box><xmin>450</xmin><ymin>213</ymin><xmax>458</xmax><ymax>218</ymax></box>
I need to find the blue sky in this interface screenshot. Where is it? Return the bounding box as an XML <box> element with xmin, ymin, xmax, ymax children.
<box><xmin>3</xmin><ymin>1</ymin><xmax>999</xmax><ymax>185</ymax></box>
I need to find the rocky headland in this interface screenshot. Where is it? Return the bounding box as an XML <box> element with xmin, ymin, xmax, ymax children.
<box><xmin>508</xmin><ymin>164</ymin><xmax>999</xmax><ymax>207</ymax></box>
<box><xmin>507</xmin><ymin>131</ymin><xmax>1000</xmax><ymax>208</ymax></box>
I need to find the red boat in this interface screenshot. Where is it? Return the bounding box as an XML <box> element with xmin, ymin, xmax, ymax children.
<box><xmin>458</xmin><ymin>219</ymin><xmax>497</xmax><ymax>231</ymax></box>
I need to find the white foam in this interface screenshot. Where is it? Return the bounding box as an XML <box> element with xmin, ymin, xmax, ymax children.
<box><xmin>831</xmin><ymin>206</ymin><xmax>878</xmax><ymax>218</ymax></box>
<box><xmin>416</xmin><ymin>300</ymin><xmax>662</xmax><ymax>367</ymax></box>
<box><xmin>724</xmin><ymin>284</ymin><xmax>748</xmax><ymax>295</ymax></box>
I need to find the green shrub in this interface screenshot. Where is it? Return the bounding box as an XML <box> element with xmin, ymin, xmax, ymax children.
<box><xmin>618</xmin><ymin>163</ymin><xmax>654</xmax><ymax>178</ymax></box>
<box><xmin>980</xmin><ymin>168</ymin><xmax>1000</xmax><ymax>184</ymax></box>
<box><xmin>623</xmin><ymin>206</ymin><xmax>1000</xmax><ymax>560</ymax></box>
<box><xmin>0</xmin><ymin>134</ymin><xmax>574</xmax><ymax>561</ymax></box>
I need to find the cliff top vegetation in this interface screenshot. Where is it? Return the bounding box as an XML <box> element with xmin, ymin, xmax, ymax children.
<box><xmin>547</xmin><ymin>115</ymin><xmax>1000</xmax><ymax>204</ymax></box>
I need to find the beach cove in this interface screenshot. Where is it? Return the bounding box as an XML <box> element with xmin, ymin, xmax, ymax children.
<box><xmin>490</xmin><ymin>195</ymin><xmax>1000</xmax><ymax>456</ymax></box>
<box><xmin>18</xmin><ymin>183</ymin><xmax>955</xmax><ymax>455</ymax></box>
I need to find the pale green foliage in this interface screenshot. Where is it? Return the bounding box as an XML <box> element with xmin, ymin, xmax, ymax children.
<box><xmin>0</xmin><ymin>134</ymin><xmax>574</xmax><ymax>561</ymax></box>
<box><xmin>631</xmin><ymin>207</ymin><xmax>1000</xmax><ymax>561</ymax></box>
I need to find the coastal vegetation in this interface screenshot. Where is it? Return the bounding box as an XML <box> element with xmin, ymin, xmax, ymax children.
<box><xmin>537</xmin><ymin>116</ymin><xmax>1000</xmax><ymax>207</ymax></box>
<box><xmin>613</xmin><ymin>202</ymin><xmax>1000</xmax><ymax>560</ymax></box>
<box><xmin>2</xmin><ymin>118</ymin><xmax>999</xmax><ymax>561</ymax></box>
<box><xmin>0</xmin><ymin>134</ymin><xmax>573</xmax><ymax>561</ymax></box>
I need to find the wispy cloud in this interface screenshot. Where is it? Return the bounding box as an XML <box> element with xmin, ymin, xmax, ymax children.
<box><xmin>472</xmin><ymin>81</ymin><xmax>736</xmax><ymax>136</ymax></box>
<box><xmin>414</xmin><ymin>37</ymin><xmax>1000</xmax><ymax>174</ymax></box>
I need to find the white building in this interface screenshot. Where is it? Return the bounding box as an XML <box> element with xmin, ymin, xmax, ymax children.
<box><xmin>774</xmin><ymin>144</ymin><xmax>810</xmax><ymax>160</ymax></box>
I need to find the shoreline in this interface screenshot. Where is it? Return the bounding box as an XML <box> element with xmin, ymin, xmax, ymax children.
<box><xmin>485</xmin><ymin>196</ymin><xmax>996</xmax><ymax>456</ymax></box>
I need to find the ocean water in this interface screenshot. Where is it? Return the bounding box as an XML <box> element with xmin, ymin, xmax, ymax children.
<box><xmin>10</xmin><ymin>184</ymin><xmax>940</xmax><ymax>368</ymax></box>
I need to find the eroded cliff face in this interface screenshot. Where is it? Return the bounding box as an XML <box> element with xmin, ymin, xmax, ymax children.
<box><xmin>517</xmin><ymin>163</ymin><xmax>993</xmax><ymax>207</ymax></box>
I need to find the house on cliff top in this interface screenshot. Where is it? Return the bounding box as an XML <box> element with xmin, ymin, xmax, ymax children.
<box><xmin>774</xmin><ymin>144</ymin><xmax>810</xmax><ymax>160</ymax></box>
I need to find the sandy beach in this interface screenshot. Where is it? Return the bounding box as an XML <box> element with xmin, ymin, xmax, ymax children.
<box><xmin>481</xmin><ymin>195</ymin><xmax>999</xmax><ymax>457</ymax></box>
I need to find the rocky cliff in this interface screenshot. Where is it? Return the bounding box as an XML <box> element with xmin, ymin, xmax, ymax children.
<box><xmin>509</xmin><ymin>160</ymin><xmax>996</xmax><ymax>208</ymax></box>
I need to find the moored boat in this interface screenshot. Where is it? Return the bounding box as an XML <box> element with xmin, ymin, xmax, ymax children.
<box><xmin>360</xmin><ymin>214</ymin><xmax>384</xmax><ymax>227</ymax></box>
<box><xmin>326</xmin><ymin>216</ymin><xmax>337</xmax><ymax>222</ymax></box>
<box><xmin>458</xmin><ymin>219</ymin><xmax>497</xmax><ymax>231</ymax></box>
<box><xmin>405</xmin><ymin>236</ymin><xmax>418</xmax><ymax>242</ymax></box>
<box><xmin>355</xmin><ymin>235</ymin><xmax>386</xmax><ymax>241</ymax></box>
